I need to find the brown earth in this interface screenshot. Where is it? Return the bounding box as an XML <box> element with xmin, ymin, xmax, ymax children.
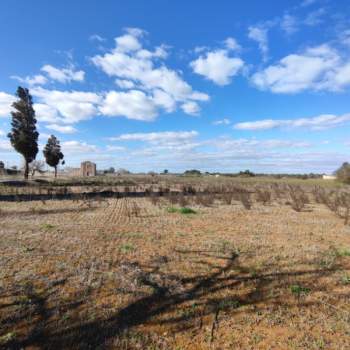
<box><xmin>1</xmin><ymin>193</ymin><xmax>350</xmax><ymax>349</ymax></box>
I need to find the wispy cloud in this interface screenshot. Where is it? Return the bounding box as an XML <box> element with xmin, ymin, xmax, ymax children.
<box><xmin>301</xmin><ymin>0</ymin><xmax>317</xmax><ymax>7</ymax></box>
<box><xmin>109</xmin><ymin>131</ymin><xmax>198</xmax><ymax>143</ymax></box>
<box><xmin>234</xmin><ymin>113</ymin><xmax>350</xmax><ymax>131</ymax></box>
<box><xmin>213</xmin><ymin>118</ymin><xmax>231</xmax><ymax>125</ymax></box>
<box><xmin>248</xmin><ymin>25</ymin><xmax>269</xmax><ymax>61</ymax></box>
<box><xmin>89</xmin><ymin>34</ymin><xmax>106</xmax><ymax>42</ymax></box>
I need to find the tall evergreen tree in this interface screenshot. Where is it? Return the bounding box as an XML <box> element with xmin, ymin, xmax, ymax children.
<box><xmin>43</xmin><ymin>135</ymin><xmax>64</xmax><ymax>178</ymax></box>
<box><xmin>8</xmin><ymin>87</ymin><xmax>39</xmax><ymax>179</ymax></box>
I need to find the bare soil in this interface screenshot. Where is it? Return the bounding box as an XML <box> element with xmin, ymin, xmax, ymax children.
<box><xmin>1</xmin><ymin>187</ymin><xmax>350</xmax><ymax>349</ymax></box>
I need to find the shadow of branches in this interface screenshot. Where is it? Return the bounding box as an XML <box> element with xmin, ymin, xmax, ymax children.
<box><xmin>1</xmin><ymin>249</ymin><xmax>344</xmax><ymax>350</ymax></box>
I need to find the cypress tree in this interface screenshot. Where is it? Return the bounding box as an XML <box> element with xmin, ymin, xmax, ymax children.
<box><xmin>8</xmin><ymin>87</ymin><xmax>39</xmax><ymax>179</ymax></box>
<box><xmin>43</xmin><ymin>135</ymin><xmax>64</xmax><ymax>178</ymax></box>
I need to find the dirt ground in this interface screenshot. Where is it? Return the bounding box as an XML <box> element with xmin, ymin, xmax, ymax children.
<box><xmin>1</xmin><ymin>193</ymin><xmax>350</xmax><ymax>349</ymax></box>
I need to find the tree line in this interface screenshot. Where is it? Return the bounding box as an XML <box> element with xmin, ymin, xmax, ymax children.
<box><xmin>7</xmin><ymin>86</ymin><xmax>64</xmax><ymax>179</ymax></box>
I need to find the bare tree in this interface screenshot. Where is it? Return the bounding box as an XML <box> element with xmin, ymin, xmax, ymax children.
<box><xmin>29</xmin><ymin>160</ymin><xmax>46</xmax><ymax>177</ymax></box>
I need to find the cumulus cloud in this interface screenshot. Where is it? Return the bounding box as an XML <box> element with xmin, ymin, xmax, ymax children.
<box><xmin>41</xmin><ymin>64</ymin><xmax>85</xmax><ymax>84</ymax></box>
<box><xmin>4</xmin><ymin>28</ymin><xmax>208</xmax><ymax>125</ymax></box>
<box><xmin>115</xmin><ymin>32</ymin><xmax>143</xmax><ymax>52</ymax></box>
<box><xmin>46</xmin><ymin>124</ymin><xmax>77</xmax><ymax>134</ymax></box>
<box><xmin>32</xmin><ymin>87</ymin><xmax>101</xmax><ymax>124</ymax></box>
<box><xmin>92</xmin><ymin>28</ymin><xmax>208</xmax><ymax>117</ymax></box>
<box><xmin>248</xmin><ymin>25</ymin><xmax>269</xmax><ymax>61</ymax></box>
<box><xmin>251</xmin><ymin>44</ymin><xmax>350</xmax><ymax>93</ymax></box>
<box><xmin>0</xmin><ymin>92</ymin><xmax>15</xmax><ymax>117</ymax></box>
<box><xmin>190</xmin><ymin>50</ymin><xmax>244</xmax><ymax>85</ymax></box>
<box><xmin>99</xmin><ymin>90</ymin><xmax>158</xmax><ymax>121</ymax></box>
<box><xmin>234</xmin><ymin>113</ymin><xmax>350</xmax><ymax>131</ymax></box>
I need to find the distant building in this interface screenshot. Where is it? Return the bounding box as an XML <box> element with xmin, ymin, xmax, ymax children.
<box><xmin>322</xmin><ymin>174</ymin><xmax>336</xmax><ymax>180</ymax></box>
<box><xmin>81</xmin><ymin>161</ymin><xmax>97</xmax><ymax>177</ymax></box>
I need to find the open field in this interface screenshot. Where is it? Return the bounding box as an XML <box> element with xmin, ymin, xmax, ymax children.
<box><xmin>1</xmin><ymin>178</ymin><xmax>350</xmax><ymax>349</ymax></box>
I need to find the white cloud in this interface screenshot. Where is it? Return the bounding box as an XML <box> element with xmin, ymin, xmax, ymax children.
<box><xmin>32</xmin><ymin>87</ymin><xmax>101</xmax><ymax>124</ymax></box>
<box><xmin>99</xmin><ymin>90</ymin><xmax>158</xmax><ymax>121</ymax></box>
<box><xmin>34</xmin><ymin>103</ymin><xmax>61</xmax><ymax>123</ymax></box>
<box><xmin>248</xmin><ymin>25</ymin><xmax>269</xmax><ymax>61</ymax></box>
<box><xmin>124</xmin><ymin>27</ymin><xmax>146</xmax><ymax>38</ymax></box>
<box><xmin>115</xmin><ymin>79</ymin><xmax>135</xmax><ymax>89</ymax></box>
<box><xmin>41</xmin><ymin>64</ymin><xmax>85</xmax><ymax>84</ymax></box>
<box><xmin>38</xmin><ymin>132</ymin><xmax>52</xmax><ymax>141</ymax></box>
<box><xmin>115</xmin><ymin>33</ymin><xmax>142</xmax><ymax>53</ymax></box>
<box><xmin>62</xmin><ymin>140</ymin><xmax>98</xmax><ymax>154</ymax></box>
<box><xmin>152</xmin><ymin>89</ymin><xmax>176</xmax><ymax>113</ymax></box>
<box><xmin>224</xmin><ymin>37</ymin><xmax>241</xmax><ymax>51</ymax></box>
<box><xmin>234</xmin><ymin>119</ymin><xmax>283</xmax><ymax>130</ymax></box>
<box><xmin>251</xmin><ymin>44</ymin><xmax>350</xmax><ymax>93</ymax></box>
<box><xmin>0</xmin><ymin>92</ymin><xmax>15</xmax><ymax>117</ymax></box>
<box><xmin>213</xmin><ymin>118</ymin><xmax>231</xmax><ymax>125</ymax></box>
<box><xmin>190</xmin><ymin>50</ymin><xmax>244</xmax><ymax>85</ymax></box>
<box><xmin>0</xmin><ymin>139</ymin><xmax>12</xmax><ymax>152</ymax></box>
<box><xmin>181</xmin><ymin>101</ymin><xmax>200</xmax><ymax>115</ymax></box>
<box><xmin>234</xmin><ymin>113</ymin><xmax>350</xmax><ymax>131</ymax></box>
<box><xmin>0</xmin><ymin>129</ymin><xmax>5</xmax><ymax>136</ymax></box>
<box><xmin>92</xmin><ymin>27</ymin><xmax>208</xmax><ymax>116</ymax></box>
<box><xmin>46</xmin><ymin>124</ymin><xmax>77</xmax><ymax>134</ymax></box>
<box><xmin>11</xmin><ymin>74</ymin><xmax>48</xmax><ymax>86</ymax></box>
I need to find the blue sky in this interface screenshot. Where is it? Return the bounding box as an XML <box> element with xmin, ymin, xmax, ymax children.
<box><xmin>0</xmin><ymin>0</ymin><xmax>350</xmax><ymax>173</ymax></box>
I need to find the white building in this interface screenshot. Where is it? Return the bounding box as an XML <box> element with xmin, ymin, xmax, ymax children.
<box><xmin>322</xmin><ymin>175</ymin><xmax>336</xmax><ymax>180</ymax></box>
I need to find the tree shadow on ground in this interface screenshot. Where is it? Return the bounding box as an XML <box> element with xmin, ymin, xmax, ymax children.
<box><xmin>1</xmin><ymin>249</ymin><xmax>345</xmax><ymax>350</ymax></box>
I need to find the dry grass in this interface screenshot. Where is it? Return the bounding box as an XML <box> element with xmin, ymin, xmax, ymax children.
<box><xmin>1</xmin><ymin>182</ymin><xmax>350</xmax><ymax>349</ymax></box>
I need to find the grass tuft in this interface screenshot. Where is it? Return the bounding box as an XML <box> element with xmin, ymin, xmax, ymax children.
<box><xmin>167</xmin><ymin>207</ymin><xmax>196</xmax><ymax>214</ymax></box>
<box><xmin>290</xmin><ymin>284</ymin><xmax>311</xmax><ymax>296</ymax></box>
